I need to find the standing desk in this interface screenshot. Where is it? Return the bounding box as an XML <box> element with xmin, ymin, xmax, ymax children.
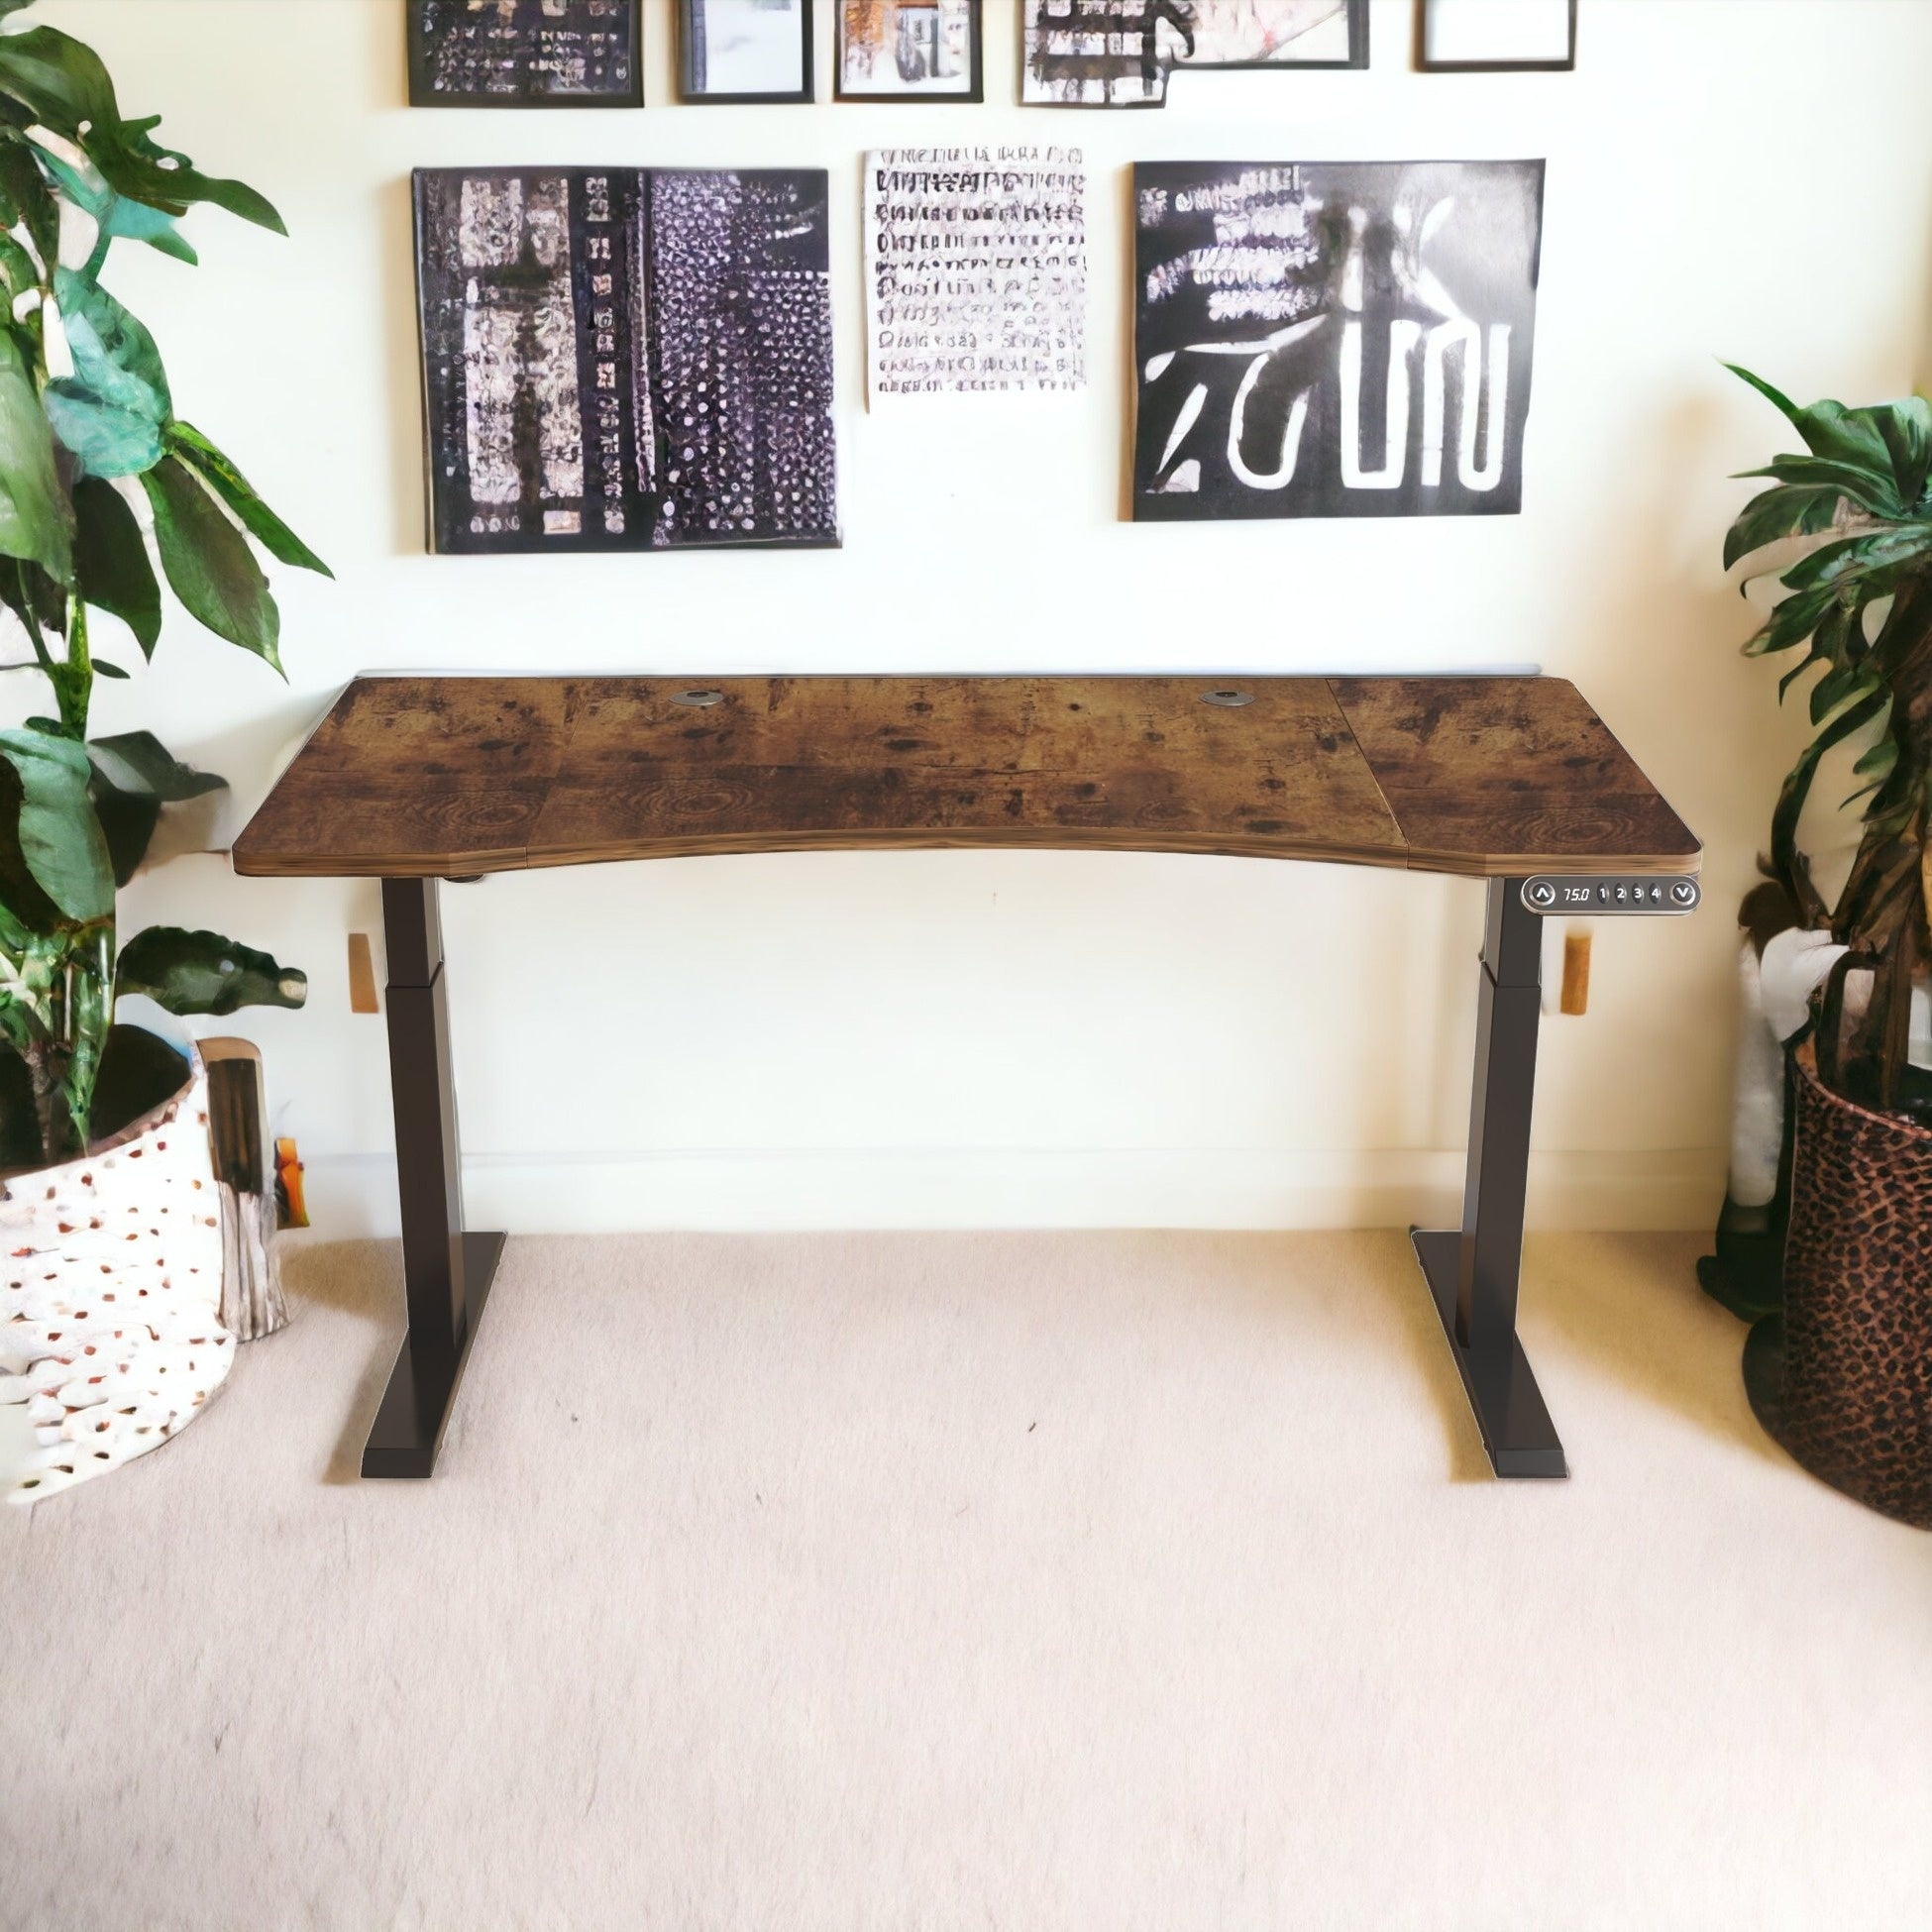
<box><xmin>233</xmin><ymin>675</ymin><xmax>1701</xmax><ymax>1480</ymax></box>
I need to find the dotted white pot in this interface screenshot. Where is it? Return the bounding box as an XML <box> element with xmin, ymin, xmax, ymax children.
<box><xmin>0</xmin><ymin>1041</ymin><xmax>235</xmax><ymax>1504</ymax></box>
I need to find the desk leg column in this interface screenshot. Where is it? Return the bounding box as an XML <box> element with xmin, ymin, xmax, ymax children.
<box><xmin>1411</xmin><ymin>877</ymin><xmax>1567</xmax><ymax>1478</ymax></box>
<box><xmin>362</xmin><ymin>876</ymin><xmax>506</xmax><ymax>1478</ymax></box>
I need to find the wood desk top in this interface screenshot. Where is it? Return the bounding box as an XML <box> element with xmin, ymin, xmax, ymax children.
<box><xmin>230</xmin><ymin>675</ymin><xmax>1700</xmax><ymax>881</ymax></box>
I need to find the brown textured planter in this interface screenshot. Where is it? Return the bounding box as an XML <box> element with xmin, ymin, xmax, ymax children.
<box><xmin>1745</xmin><ymin>1043</ymin><xmax>1932</xmax><ymax>1528</ymax></box>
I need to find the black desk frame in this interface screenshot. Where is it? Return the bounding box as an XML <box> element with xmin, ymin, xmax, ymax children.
<box><xmin>362</xmin><ymin>871</ymin><xmax>1573</xmax><ymax>1481</ymax></box>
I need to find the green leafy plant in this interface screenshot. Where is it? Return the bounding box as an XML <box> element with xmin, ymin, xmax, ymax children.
<box><xmin>0</xmin><ymin>6</ymin><xmax>325</xmax><ymax>1168</ymax></box>
<box><xmin>1727</xmin><ymin>363</ymin><xmax>1932</xmax><ymax>1111</ymax></box>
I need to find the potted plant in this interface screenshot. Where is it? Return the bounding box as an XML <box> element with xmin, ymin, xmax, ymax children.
<box><xmin>0</xmin><ymin>8</ymin><xmax>326</xmax><ymax>1501</ymax></box>
<box><xmin>1708</xmin><ymin>363</ymin><xmax>1932</xmax><ymax>1528</ymax></box>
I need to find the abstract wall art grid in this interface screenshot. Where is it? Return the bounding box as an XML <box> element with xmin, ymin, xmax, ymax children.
<box><xmin>1131</xmin><ymin>160</ymin><xmax>1544</xmax><ymax>522</ymax></box>
<box><xmin>1022</xmin><ymin>0</ymin><xmax>1367</xmax><ymax>108</ymax></box>
<box><xmin>407</xmin><ymin>0</ymin><xmax>643</xmax><ymax>106</ymax></box>
<box><xmin>414</xmin><ymin>167</ymin><xmax>839</xmax><ymax>554</ymax></box>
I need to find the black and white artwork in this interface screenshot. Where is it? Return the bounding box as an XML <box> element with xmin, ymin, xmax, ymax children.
<box><xmin>1022</xmin><ymin>0</ymin><xmax>1366</xmax><ymax>107</ymax></box>
<box><xmin>414</xmin><ymin>167</ymin><xmax>838</xmax><ymax>553</ymax></box>
<box><xmin>407</xmin><ymin>0</ymin><xmax>642</xmax><ymax>107</ymax></box>
<box><xmin>680</xmin><ymin>0</ymin><xmax>814</xmax><ymax>103</ymax></box>
<box><xmin>865</xmin><ymin>148</ymin><xmax>1086</xmax><ymax>398</ymax></box>
<box><xmin>1131</xmin><ymin>161</ymin><xmax>1544</xmax><ymax>522</ymax></box>
<box><xmin>838</xmin><ymin>2</ymin><xmax>983</xmax><ymax>101</ymax></box>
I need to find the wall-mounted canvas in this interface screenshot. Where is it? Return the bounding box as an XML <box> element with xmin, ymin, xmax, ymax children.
<box><xmin>1131</xmin><ymin>160</ymin><xmax>1544</xmax><ymax>521</ymax></box>
<box><xmin>679</xmin><ymin>0</ymin><xmax>815</xmax><ymax>103</ymax></box>
<box><xmin>864</xmin><ymin>147</ymin><xmax>1086</xmax><ymax>398</ymax></box>
<box><xmin>407</xmin><ymin>0</ymin><xmax>642</xmax><ymax>107</ymax></box>
<box><xmin>1022</xmin><ymin>0</ymin><xmax>1365</xmax><ymax>108</ymax></box>
<box><xmin>414</xmin><ymin>167</ymin><xmax>838</xmax><ymax>552</ymax></box>
<box><xmin>838</xmin><ymin>1</ymin><xmax>983</xmax><ymax>101</ymax></box>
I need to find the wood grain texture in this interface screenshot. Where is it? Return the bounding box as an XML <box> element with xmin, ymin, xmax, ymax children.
<box><xmin>231</xmin><ymin>675</ymin><xmax>1699</xmax><ymax>880</ymax></box>
<box><xmin>1329</xmin><ymin>677</ymin><xmax>1701</xmax><ymax>875</ymax></box>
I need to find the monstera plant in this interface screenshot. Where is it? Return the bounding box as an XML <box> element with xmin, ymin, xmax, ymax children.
<box><xmin>0</xmin><ymin>5</ymin><xmax>326</xmax><ymax>1170</ymax></box>
<box><xmin>1728</xmin><ymin>362</ymin><xmax>1932</xmax><ymax>1110</ymax></box>
<box><xmin>1713</xmin><ymin>364</ymin><xmax>1932</xmax><ymax>1530</ymax></box>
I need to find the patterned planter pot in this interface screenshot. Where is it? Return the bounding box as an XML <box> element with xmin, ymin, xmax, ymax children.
<box><xmin>0</xmin><ymin>1038</ymin><xmax>236</xmax><ymax>1504</ymax></box>
<box><xmin>1745</xmin><ymin>1044</ymin><xmax>1932</xmax><ymax>1529</ymax></box>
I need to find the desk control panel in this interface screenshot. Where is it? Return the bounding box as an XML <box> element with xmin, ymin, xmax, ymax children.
<box><xmin>1521</xmin><ymin>876</ymin><xmax>1700</xmax><ymax>915</ymax></box>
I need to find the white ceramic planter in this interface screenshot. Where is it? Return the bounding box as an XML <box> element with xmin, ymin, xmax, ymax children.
<box><xmin>0</xmin><ymin>1040</ymin><xmax>236</xmax><ymax>1504</ymax></box>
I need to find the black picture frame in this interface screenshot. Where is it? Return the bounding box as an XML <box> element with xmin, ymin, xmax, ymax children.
<box><xmin>1415</xmin><ymin>0</ymin><xmax>1576</xmax><ymax>72</ymax></box>
<box><xmin>406</xmin><ymin>0</ymin><xmax>644</xmax><ymax>109</ymax></box>
<box><xmin>1020</xmin><ymin>0</ymin><xmax>1367</xmax><ymax>108</ymax></box>
<box><xmin>678</xmin><ymin>0</ymin><xmax>816</xmax><ymax>104</ymax></box>
<box><xmin>836</xmin><ymin>1</ymin><xmax>985</xmax><ymax>104</ymax></box>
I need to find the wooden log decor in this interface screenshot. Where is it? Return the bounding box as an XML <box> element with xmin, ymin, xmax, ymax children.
<box><xmin>201</xmin><ymin>1038</ymin><xmax>287</xmax><ymax>1342</ymax></box>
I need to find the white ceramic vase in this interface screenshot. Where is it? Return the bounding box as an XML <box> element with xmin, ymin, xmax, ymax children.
<box><xmin>0</xmin><ymin>1038</ymin><xmax>236</xmax><ymax>1504</ymax></box>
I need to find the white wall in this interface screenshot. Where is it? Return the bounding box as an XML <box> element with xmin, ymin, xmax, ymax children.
<box><xmin>23</xmin><ymin>0</ymin><xmax>1932</xmax><ymax>1234</ymax></box>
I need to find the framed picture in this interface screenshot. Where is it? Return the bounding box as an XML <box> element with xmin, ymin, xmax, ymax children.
<box><xmin>1131</xmin><ymin>160</ymin><xmax>1546</xmax><ymax>522</ymax></box>
<box><xmin>837</xmin><ymin>1</ymin><xmax>983</xmax><ymax>102</ymax></box>
<box><xmin>1416</xmin><ymin>0</ymin><xmax>1575</xmax><ymax>71</ymax></box>
<box><xmin>679</xmin><ymin>0</ymin><xmax>815</xmax><ymax>103</ymax></box>
<box><xmin>414</xmin><ymin>166</ymin><xmax>839</xmax><ymax>552</ymax></box>
<box><xmin>1022</xmin><ymin>0</ymin><xmax>1366</xmax><ymax>108</ymax></box>
<box><xmin>407</xmin><ymin>0</ymin><xmax>642</xmax><ymax>108</ymax></box>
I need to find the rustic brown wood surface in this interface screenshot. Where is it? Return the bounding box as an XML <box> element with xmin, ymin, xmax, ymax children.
<box><xmin>231</xmin><ymin>676</ymin><xmax>1700</xmax><ymax>880</ymax></box>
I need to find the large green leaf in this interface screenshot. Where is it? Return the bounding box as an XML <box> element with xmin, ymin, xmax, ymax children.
<box><xmin>72</xmin><ymin>475</ymin><xmax>161</xmax><ymax>652</ymax></box>
<box><xmin>1723</xmin><ymin>483</ymin><xmax>1842</xmax><ymax>574</ymax></box>
<box><xmin>116</xmin><ymin>925</ymin><xmax>306</xmax><ymax>1016</ymax></box>
<box><xmin>33</xmin><ymin>143</ymin><xmax>197</xmax><ymax>266</ymax></box>
<box><xmin>1778</xmin><ymin>525</ymin><xmax>1932</xmax><ymax>593</ymax></box>
<box><xmin>85</xmin><ymin>729</ymin><xmax>225</xmax><ymax>802</ymax></box>
<box><xmin>0</xmin><ymin>723</ymin><xmax>112</xmax><ymax>921</ymax></box>
<box><xmin>0</xmin><ymin>30</ymin><xmax>282</xmax><ymax>234</ymax></box>
<box><xmin>1733</xmin><ymin>454</ymin><xmax>1903</xmax><ymax>520</ymax></box>
<box><xmin>0</xmin><ymin>328</ymin><xmax>71</xmax><ymax>582</ymax></box>
<box><xmin>1744</xmin><ymin>581</ymin><xmax>1836</xmax><ymax>657</ymax></box>
<box><xmin>88</xmin><ymin>115</ymin><xmax>283</xmax><ymax>235</ymax></box>
<box><xmin>85</xmin><ymin>729</ymin><xmax>230</xmax><ymax>888</ymax></box>
<box><xmin>43</xmin><ymin>378</ymin><xmax>164</xmax><ymax>477</ymax></box>
<box><xmin>138</xmin><ymin>454</ymin><xmax>280</xmax><ymax>670</ymax></box>
<box><xmin>54</xmin><ymin>267</ymin><xmax>170</xmax><ymax>421</ymax></box>
<box><xmin>0</xmin><ymin>28</ymin><xmax>117</xmax><ymax>143</ymax></box>
<box><xmin>167</xmin><ymin>422</ymin><xmax>331</xmax><ymax>577</ymax></box>
<box><xmin>1725</xmin><ymin>364</ymin><xmax>1896</xmax><ymax>484</ymax></box>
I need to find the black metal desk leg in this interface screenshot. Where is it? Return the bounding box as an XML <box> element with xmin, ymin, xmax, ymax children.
<box><xmin>362</xmin><ymin>877</ymin><xmax>505</xmax><ymax>1478</ymax></box>
<box><xmin>1412</xmin><ymin>877</ymin><xmax>1567</xmax><ymax>1478</ymax></box>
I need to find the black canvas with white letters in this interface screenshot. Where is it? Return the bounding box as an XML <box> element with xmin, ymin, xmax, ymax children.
<box><xmin>1132</xmin><ymin>160</ymin><xmax>1544</xmax><ymax>521</ymax></box>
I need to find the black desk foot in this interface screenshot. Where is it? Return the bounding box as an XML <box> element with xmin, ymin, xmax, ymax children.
<box><xmin>363</xmin><ymin>1232</ymin><xmax>506</xmax><ymax>1478</ymax></box>
<box><xmin>1413</xmin><ymin>1229</ymin><xmax>1566</xmax><ymax>1478</ymax></box>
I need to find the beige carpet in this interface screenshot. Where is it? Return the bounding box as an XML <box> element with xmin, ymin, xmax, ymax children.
<box><xmin>3</xmin><ymin>1230</ymin><xmax>1927</xmax><ymax>1931</ymax></box>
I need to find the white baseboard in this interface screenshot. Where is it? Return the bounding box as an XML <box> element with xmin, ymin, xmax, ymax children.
<box><xmin>294</xmin><ymin>1147</ymin><xmax>1726</xmax><ymax>1238</ymax></box>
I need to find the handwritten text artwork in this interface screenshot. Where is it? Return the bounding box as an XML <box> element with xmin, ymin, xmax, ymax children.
<box><xmin>1021</xmin><ymin>0</ymin><xmax>1365</xmax><ymax>107</ymax></box>
<box><xmin>415</xmin><ymin>167</ymin><xmax>838</xmax><ymax>553</ymax></box>
<box><xmin>407</xmin><ymin>0</ymin><xmax>641</xmax><ymax>106</ymax></box>
<box><xmin>865</xmin><ymin>148</ymin><xmax>1087</xmax><ymax>399</ymax></box>
<box><xmin>1131</xmin><ymin>160</ymin><xmax>1544</xmax><ymax>521</ymax></box>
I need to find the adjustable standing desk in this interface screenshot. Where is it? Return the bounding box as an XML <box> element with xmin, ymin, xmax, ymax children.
<box><xmin>233</xmin><ymin>675</ymin><xmax>1700</xmax><ymax>1481</ymax></box>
